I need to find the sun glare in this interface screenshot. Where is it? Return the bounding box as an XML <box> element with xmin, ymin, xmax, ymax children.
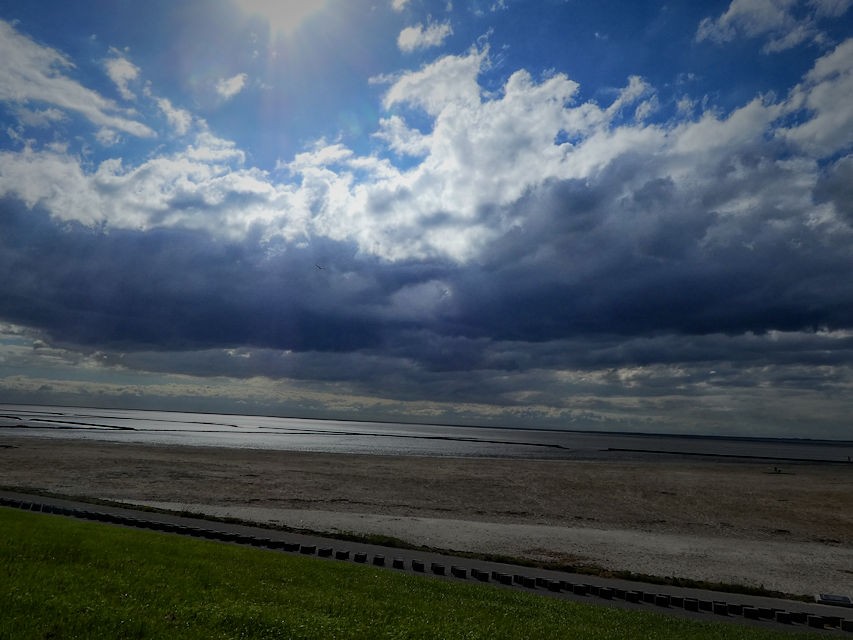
<box><xmin>234</xmin><ymin>0</ymin><xmax>328</xmax><ymax>35</ymax></box>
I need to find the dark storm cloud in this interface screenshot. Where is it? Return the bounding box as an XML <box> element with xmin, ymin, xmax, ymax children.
<box><xmin>1</xmin><ymin>15</ymin><xmax>851</xmax><ymax>389</ymax></box>
<box><xmin>448</xmin><ymin>155</ymin><xmax>853</xmax><ymax>344</ymax></box>
<box><xmin>0</xmin><ymin>198</ymin><xmax>392</xmax><ymax>352</ymax></box>
<box><xmin>2</xmin><ymin>140</ymin><xmax>853</xmax><ymax>385</ymax></box>
<box><xmin>815</xmin><ymin>155</ymin><xmax>853</xmax><ymax>223</ymax></box>
<box><xmin>83</xmin><ymin>328</ymin><xmax>853</xmax><ymax>419</ymax></box>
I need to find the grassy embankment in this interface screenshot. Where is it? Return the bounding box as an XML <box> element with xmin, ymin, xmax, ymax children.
<box><xmin>6</xmin><ymin>487</ymin><xmax>807</xmax><ymax>602</ymax></box>
<box><xmin>0</xmin><ymin>507</ymin><xmax>818</xmax><ymax>639</ymax></box>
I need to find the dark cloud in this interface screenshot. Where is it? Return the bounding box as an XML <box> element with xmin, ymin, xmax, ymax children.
<box><xmin>2</xmin><ymin>138</ymin><xmax>853</xmax><ymax>386</ymax></box>
<box><xmin>0</xmin><ymin>198</ymin><xmax>390</xmax><ymax>352</ymax></box>
<box><xmin>815</xmin><ymin>155</ymin><xmax>853</xmax><ymax>223</ymax></box>
<box><xmin>448</xmin><ymin>152</ymin><xmax>853</xmax><ymax>344</ymax></box>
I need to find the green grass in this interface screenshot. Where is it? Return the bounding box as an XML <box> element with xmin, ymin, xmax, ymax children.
<box><xmin>0</xmin><ymin>507</ymin><xmax>818</xmax><ymax>639</ymax></box>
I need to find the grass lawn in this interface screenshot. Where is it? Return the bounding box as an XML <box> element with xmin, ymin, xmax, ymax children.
<box><xmin>0</xmin><ymin>507</ymin><xmax>819</xmax><ymax>639</ymax></box>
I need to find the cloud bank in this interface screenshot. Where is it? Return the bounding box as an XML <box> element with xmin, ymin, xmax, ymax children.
<box><xmin>0</xmin><ymin>14</ymin><xmax>851</xmax><ymax>436</ymax></box>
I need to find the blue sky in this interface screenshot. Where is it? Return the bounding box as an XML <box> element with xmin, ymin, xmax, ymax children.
<box><xmin>1</xmin><ymin>0</ymin><xmax>852</xmax><ymax>437</ymax></box>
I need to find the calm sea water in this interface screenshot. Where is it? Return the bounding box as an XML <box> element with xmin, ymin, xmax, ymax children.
<box><xmin>1</xmin><ymin>404</ymin><xmax>851</xmax><ymax>462</ymax></box>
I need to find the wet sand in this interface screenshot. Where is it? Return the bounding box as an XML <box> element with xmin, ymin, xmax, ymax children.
<box><xmin>2</xmin><ymin>436</ymin><xmax>852</xmax><ymax>595</ymax></box>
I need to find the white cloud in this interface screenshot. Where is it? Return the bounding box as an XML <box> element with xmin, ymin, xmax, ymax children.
<box><xmin>604</xmin><ymin>75</ymin><xmax>653</xmax><ymax>118</ymax></box>
<box><xmin>0</xmin><ymin>147</ymin><xmax>101</xmax><ymax>225</ymax></box>
<box><xmin>13</xmin><ymin>106</ymin><xmax>67</xmax><ymax>127</ymax></box>
<box><xmin>810</xmin><ymin>0</ymin><xmax>853</xmax><ymax>15</ymax></box>
<box><xmin>215</xmin><ymin>73</ymin><xmax>249</xmax><ymax>100</ymax></box>
<box><xmin>374</xmin><ymin>115</ymin><xmax>431</xmax><ymax>156</ymax></box>
<box><xmin>633</xmin><ymin>95</ymin><xmax>659</xmax><ymax>121</ymax></box>
<box><xmin>696</xmin><ymin>0</ymin><xmax>849</xmax><ymax>52</ymax></box>
<box><xmin>0</xmin><ymin>20</ymin><xmax>153</xmax><ymax>137</ymax></box>
<box><xmin>304</xmin><ymin>43</ymin><xmax>851</xmax><ymax>262</ymax></box>
<box><xmin>676</xmin><ymin>96</ymin><xmax>696</xmax><ymax>115</ymax></box>
<box><xmin>672</xmin><ymin>97</ymin><xmax>781</xmax><ymax>155</ymax></box>
<box><xmin>391</xmin><ymin>0</ymin><xmax>410</xmax><ymax>11</ymax></box>
<box><xmin>95</xmin><ymin>127</ymin><xmax>121</xmax><ymax>146</ymax></box>
<box><xmin>697</xmin><ymin>0</ymin><xmax>797</xmax><ymax>43</ymax></box>
<box><xmin>765</xmin><ymin>21</ymin><xmax>823</xmax><ymax>52</ymax></box>
<box><xmin>156</xmin><ymin>97</ymin><xmax>193</xmax><ymax>136</ymax></box>
<box><xmin>105</xmin><ymin>52</ymin><xmax>140</xmax><ymax>100</ymax></box>
<box><xmin>289</xmin><ymin>141</ymin><xmax>354</xmax><ymax>170</ymax></box>
<box><xmin>307</xmin><ymin>56</ymin><xmax>665</xmax><ymax>261</ymax></box>
<box><xmin>397</xmin><ymin>20</ymin><xmax>453</xmax><ymax>53</ymax></box>
<box><xmin>1</xmin><ymin>29</ymin><xmax>851</xmax><ymax>269</ymax></box>
<box><xmin>0</xmin><ymin>129</ymin><xmax>299</xmax><ymax>238</ymax></box>
<box><xmin>383</xmin><ymin>47</ymin><xmax>486</xmax><ymax>115</ymax></box>
<box><xmin>779</xmin><ymin>38</ymin><xmax>853</xmax><ymax>156</ymax></box>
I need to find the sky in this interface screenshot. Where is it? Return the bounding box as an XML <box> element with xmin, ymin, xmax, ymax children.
<box><xmin>0</xmin><ymin>0</ymin><xmax>852</xmax><ymax>438</ymax></box>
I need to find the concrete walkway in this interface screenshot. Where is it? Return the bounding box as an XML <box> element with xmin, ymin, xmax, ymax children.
<box><xmin>116</xmin><ymin>499</ymin><xmax>853</xmax><ymax>597</ymax></box>
<box><xmin>2</xmin><ymin>490</ymin><xmax>851</xmax><ymax>635</ymax></box>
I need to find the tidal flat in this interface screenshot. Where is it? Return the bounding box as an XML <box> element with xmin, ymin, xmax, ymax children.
<box><xmin>2</xmin><ymin>435</ymin><xmax>851</xmax><ymax>596</ymax></box>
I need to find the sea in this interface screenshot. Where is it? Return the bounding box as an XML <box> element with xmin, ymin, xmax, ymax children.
<box><xmin>1</xmin><ymin>403</ymin><xmax>851</xmax><ymax>463</ymax></box>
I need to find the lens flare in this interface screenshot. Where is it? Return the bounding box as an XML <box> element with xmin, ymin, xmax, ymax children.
<box><xmin>234</xmin><ymin>0</ymin><xmax>328</xmax><ymax>35</ymax></box>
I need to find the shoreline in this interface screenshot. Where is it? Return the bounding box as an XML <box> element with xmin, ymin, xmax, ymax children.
<box><xmin>2</xmin><ymin>435</ymin><xmax>852</xmax><ymax>596</ymax></box>
<box><xmin>3</xmin><ymin>404</ymin><xmax>853</xmax><ymax>463</ymax></box>
<box><xmin>5</xmin><ymin>402</ymin><xmax>853</xmax><ymax>445</ymax></box>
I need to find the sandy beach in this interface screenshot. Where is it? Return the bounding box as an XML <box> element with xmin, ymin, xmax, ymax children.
<box><xmin>2</xmin><ymin>436</ymin><xmax>851</xmax><ymax>596</ymax></box>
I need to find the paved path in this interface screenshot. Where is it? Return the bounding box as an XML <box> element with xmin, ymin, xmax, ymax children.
<box><xmin>2</xmin><ymin>489</ymin><xmax>851</xmax><ymax>635</ymax></box>
<box><xmin>116</xmin><ymin>499</ymin><xmax>853</xmax><ymax>597</ymax></box>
